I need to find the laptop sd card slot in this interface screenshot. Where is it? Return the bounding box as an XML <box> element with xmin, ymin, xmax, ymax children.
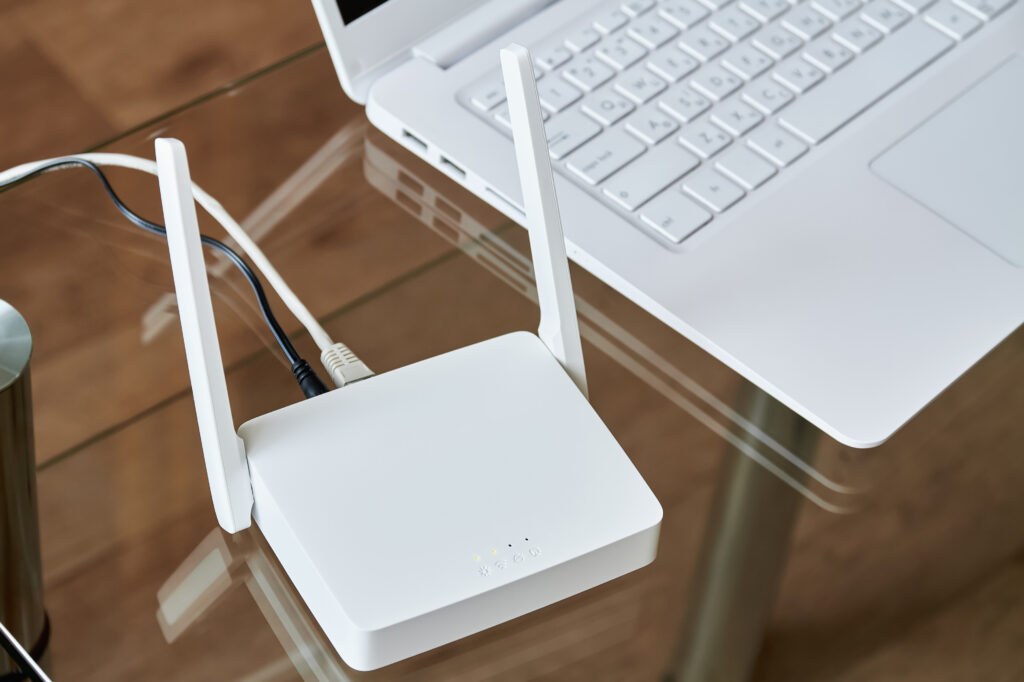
<box><xmin>484</xmin><ymin>187</ymin><xmax>525</xmax><ymax>221</ymax></box>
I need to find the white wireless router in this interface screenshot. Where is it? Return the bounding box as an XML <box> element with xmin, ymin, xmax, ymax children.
<box><xmin>157</xmin><ymin>44</ymin><xmax>662</xmax><ymax>672</ymax></box>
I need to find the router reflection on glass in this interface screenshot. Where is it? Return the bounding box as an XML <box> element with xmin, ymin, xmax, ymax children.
<box><xmin>159</xmin><ymin>44</ymin><xmax>662</xmax><ymax>672</ymax></box>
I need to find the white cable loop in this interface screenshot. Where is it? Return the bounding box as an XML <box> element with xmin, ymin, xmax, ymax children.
<box><xmin>1</xmin><ymin>153</ymin><xmax>334</xmax><ymax>351</ymax></box>
<box><xmin>0</xmin><ymin>152</ymin><xmax>369</xmax><ymax>387</ymax></box>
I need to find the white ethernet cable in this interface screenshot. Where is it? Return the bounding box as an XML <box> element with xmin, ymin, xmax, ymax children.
<box><xmin>0</xmin><ymin>619</ymin><xmax>51</xmax><ymax>682</ymax></box>
<box><xmin>0</xmin><ymin>153</ymin><xmax>372</xmax><ymax>388</ymax></box>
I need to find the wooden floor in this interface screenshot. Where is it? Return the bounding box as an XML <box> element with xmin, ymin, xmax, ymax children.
<box><xmin>0</xmin><ymin>0</ymin><xmax>320</xmax><ymax>168</ymax></box>
<box><xmin>3</xmin><ymin>4</ymin><xmax>1024</xmax><ymax>681</ymax></box>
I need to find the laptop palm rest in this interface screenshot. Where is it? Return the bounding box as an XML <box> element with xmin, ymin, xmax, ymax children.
<box><xmin>871</xmin><ymin>55</ymin><xmax>1024</xmax><ymax>267</ymax></box>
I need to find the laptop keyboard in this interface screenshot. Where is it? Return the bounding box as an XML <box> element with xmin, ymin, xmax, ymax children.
<box><xmin>459</xmin><ymin>0</ymin><xmax>1014</xmax><ymax>244</ymax></box>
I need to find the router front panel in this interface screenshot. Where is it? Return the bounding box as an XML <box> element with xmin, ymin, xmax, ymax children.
<box><xmin>240</xmin><ymin>332</ymin><xmax>662</xmax><ymax>670</ymax></box>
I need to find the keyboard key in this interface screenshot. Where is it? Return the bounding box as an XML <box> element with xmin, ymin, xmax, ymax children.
<box><xmin>659</xmin><ymin>0</ymin><xmax>711</xmax><ymax>28</ymax></box>
<box><xmin>495</xmin><ymin>102</ymin><xmax>549</xmax><ymax>128</ymax></box>
<box><xmin>581</xmin><ymin>88</ymin><xmax>637</xmax><ymax>125</ymax></box>
<box><xmin>659</xmin><ymin>85</ymin><xmax>713</xmax><ymax>121</ymax></box>
<box><xmin>951</xmin><ymin>0</ymin><xmax>1015</xmax><ymax>18</ymax></box>
<box><xmin>778</xmin><ymin>21</ymin><xmax>952</xmax><ymax>142</ymax></box>
<box><xmin>596</xmin><ymin>35</ymin><xmax>649</xmax><ymax>70</ymax></box>
<box><xmin>802</xmin><ymin>37</ymin><xmax>855</xmax><ymax>72</ymax></box>
<box><xmin>747</xmin><ymin>124</ymin><xmax>809</xmax><ymax>165</ymax></box>
<box><xmin>721</xmin><ymin>43</ymin><xmax>775</xmax><ymax>79</ymax></box>
<box><xmin>493</xmin><ymin>103</ymin><xmax>511</xmax><ymax>128</ymax></box>
<box><xmin>892</xmin><ymin>0</ymin><xmax>938</xmax><ymax>11</ymax></box>
<box><xmin>593</xmin><ymin>7</ymin><xmax>630</xmax><ymax>33</ymax></box>
<box><xmin>640</xmin><ymin>191</ymin><xmax>713</xmax><ymax>242</ymax></box>
<box><xmin>538</xmin><ymin>80</ymin><xmax>583</xmax><ymax>113</ymax></box>
<box><xmin>615</xmin><ymin>65</ymin><xmax>669</xmax><ymax>102</ymax></box>
<box><xmin>710</xmin><ymin>5</ymin><xmax>763</xmax><ymax>41</ymax></box>
<box><xmin>710</xmin><ymin>98</ymin><xmax>765</xmax><ymax>135</ymax></box>
<box><xmin>625</xmin><ymin>103</ymin><xmax>682</xmax><ymax>143</ymax></box>
<box><xmin>628</xmin><ymin>15</ymin><xmax>680</xmax><ymax>48</ymax></box>
<box><xmin>679</xmin><ymin>119</ymin><xmax>733</xmax><ymax>157</ymax></box>
<box><xmin>752</xmin><ymin>22</ymin><xmax>804</xmax><ymax>58</ymax></box>
<box><xmin>697</xmin><ymin>0</ymin><xmax>735</xmax><ymax>10</ymax></box>
<box><xmin>741</xmin><ymin>75</ymin><xmax>796</xmax><ymax>112</ymax></box>
<box><xmin>682</xmin><ymin>168</ymin><xmax>745</xmax><ymax>211</ymax></box>
<box><xmin>782</xmin><ymin>5</ymin><xmax>833</xmax><ymax>38</ymax></box>
<box><xmin>646</xmin><ymin>45</ymin><xmax>700</xmax><ymax>81</ymax></box>
<box><xmin>715</xmin><ymin>146</ymin><xmax>778</xmax><ymax>188</ymax></box>
<box><xmin>468</xmin><ymin>79</ymin><xmax>506</xmax><ymax>111</ymax></box>
<box><xmin>860</xmin><ymin>0</ymin><xmax>912</xmax><ymax>31</ymax></box>
<box><xmin>772</xmin><ymin>56</ymin><xmax>825</xmax><ymax>92</ymax></box>
<box><xmin>546</xmin><ymin>110</ymin><xmax>602</xmax><ymax>159</ymax></box>
<box><xmin>564</xmin><ymin>25</ymin><xmax>602</xmax><ymax>52</ymax></box>
<box><xmin>534</xmin><ymin>43</ymin><xmax>573</xmax><ymax>71</ymax></box>
<box><xmin>832</xmin><ymin>18</ymin><xmax>883</xmax><ymax>52</ymax></box>
<box><xmin>690</xmin><ymin>65</ymin><xmax>744</xmax><ymax>100</ymax></box>
<box><xmin>567</xmin><ymin>129</ymin><xmax>646</xmax><ymax>184</ymax></box>
<box><xmin>924</xmin><ymin>0</ymin><xmax>982</xmax><ymax>37</ymax></box>
<box><xmin>563</xmin><ymin>57</ymin><xmax>616</xmax><ymax>91</ymax></box>
<box><xmin>679</xmin><ymin>26</ymin><xmax>732</xmax><ymax>60</ymax></box>
<box><xmin>603</xmin><ymin>141</ymin><xmax>700</xmax><ymax>209</ymax></box>
<box><xmin>622</xmin><ymin>0</ymin><xmax>657</xmax><ymax>17</ymax></box>
<box><xmin>740</xmin><ymin>0</ymin><xmax>791</xmax><ymax>22</ymax></box>
<box><xmin>812</xmin><ymin>0</ymin><xmax>863</xmax><ymax>20</ymax></box>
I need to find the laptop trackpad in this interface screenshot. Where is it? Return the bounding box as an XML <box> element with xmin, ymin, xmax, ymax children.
<box><xmin>871</xmin><ymin>55</ymin><xmax>1024</xmax><ymax>267</ymax></box>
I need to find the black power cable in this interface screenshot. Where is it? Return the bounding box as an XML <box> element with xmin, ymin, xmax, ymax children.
<box><xmin>0</xmin><ymin>158</ymin><xmax>328</xmax><ymax>398</ymax></box>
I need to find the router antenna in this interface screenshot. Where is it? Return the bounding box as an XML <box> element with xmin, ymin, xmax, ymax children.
<box><xmin>157</xmin><ymin>138</ymin><xmax>253</xmax><ymax>533</ymax></box>
<box><xmin>500</xmin><ymin>44</ymin><xmax>588</xmax><ymax>398</ymax></box>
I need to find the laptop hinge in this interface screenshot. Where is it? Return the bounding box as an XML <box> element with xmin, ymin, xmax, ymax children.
<box><xmin>413</xmin><ymin>0</ymin><xmax>557</xmax><ymax>69</ymax></box>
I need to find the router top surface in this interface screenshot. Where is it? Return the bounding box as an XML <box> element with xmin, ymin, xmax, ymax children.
<box><xmin>238</xmin><ymin>331</ymin><xmax>662</xmax><ymax>632</ymax></box>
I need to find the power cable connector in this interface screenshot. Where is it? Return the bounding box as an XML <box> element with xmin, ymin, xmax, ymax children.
<box><xmin>292</xmin><ymin>359</ymin><xmax>330</xmax><ymax>398</ymax></box>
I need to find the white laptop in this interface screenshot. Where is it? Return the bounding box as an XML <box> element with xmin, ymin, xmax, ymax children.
<box><xmin>309</xmin><ymin>0</ymin><xmax>1024</xmax><ymax>448</ymax></box>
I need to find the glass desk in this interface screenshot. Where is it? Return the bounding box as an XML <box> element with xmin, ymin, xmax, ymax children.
<box><xmin>1</xmin><ymin>45</ymin><xmax>1022</xmax><ymax>681</ymax></box>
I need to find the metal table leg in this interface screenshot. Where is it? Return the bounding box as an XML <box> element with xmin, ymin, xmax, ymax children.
<box><xmin>666</xmin><ymin>383</ymin><xmax>819</xmax><ymax>682</ymax></box>
<box><xmin>0</xmin><ymin>301</ymin><xmax>47</xmax><ymax>675</ymax></box>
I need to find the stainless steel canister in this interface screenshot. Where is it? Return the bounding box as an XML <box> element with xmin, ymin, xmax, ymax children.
<box><xmin>0</xmin><ymin>299</ymin><xmax>46</xmax><ymax>674</ymax></box>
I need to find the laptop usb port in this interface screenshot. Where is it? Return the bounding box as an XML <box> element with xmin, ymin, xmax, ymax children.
<box><xmin>402</xmin><ymin>129</ymin><xmax>428</xmax><ymax>154</ymax></box>
<box><xmin>440</xmin><ymin>156</ymin><xmax>466</xmax><ymax>180</ymax></box>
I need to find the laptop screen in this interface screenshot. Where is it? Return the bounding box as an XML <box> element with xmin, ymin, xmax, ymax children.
<box><xmin>337</xmin><ymin>0</ymin><xmax>387</xmax><ymax>23</ymax></box>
